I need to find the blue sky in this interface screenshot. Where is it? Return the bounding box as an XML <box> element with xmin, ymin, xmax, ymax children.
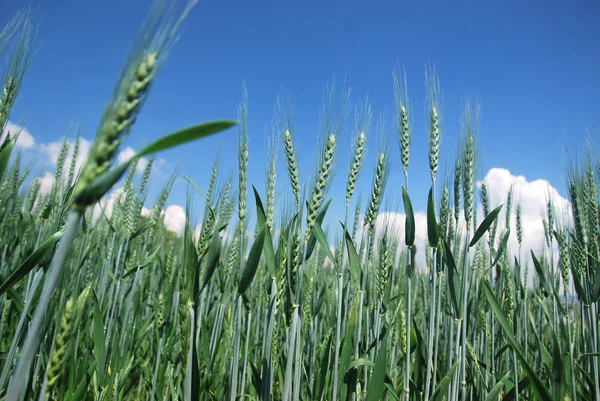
<box><xmin>2</xmin><ymin>0</ymin><xmax>599</xmax><ymax>234</ymax></box>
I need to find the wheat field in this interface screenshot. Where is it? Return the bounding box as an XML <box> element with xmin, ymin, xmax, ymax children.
<box><xmin>0</xmin><ymin>3</ymin><xmax>598</xmax><ymax>401</ymax></box>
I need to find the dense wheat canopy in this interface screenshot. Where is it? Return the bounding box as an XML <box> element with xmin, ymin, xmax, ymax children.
<box><xmin>0</xmin><ymin>3</ymin><xmax>599</xmax><ymax>401</ymax></box>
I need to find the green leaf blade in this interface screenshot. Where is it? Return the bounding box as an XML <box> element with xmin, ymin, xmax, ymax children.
<box><xmin>341</xmin><ymin>221</ymin><xmax>361</xmax><ymax>290</ymax></box>
<box><xmin>92</xmin><ymin>290</ymin><xmax>107</xmax><ymax>388</ymax></box>
<box><xmin>470</xmin><ymin>204</ymin><xmax>503</xmax><ymax>247</ymax></box>
<box><xmin>200</xmin><ymin>230</ymin><xmax>222</xmax><ymax>292</ymax></box>
<box><xmin>0</xmin><ymin>230</ymin><xmax>63</xmax><ymax>296</ymax></box>
<box><xmin>238</xmin><ymin>226</ymin><xmax>266</xmax><ymax>295</ymax></box>
<box><xmin>253</xmin><ymin>186</ymin><xmax>276</xmax><ymax>277</ymax></box>
<box><xmin>482</xmin><ymin>280</ymin><xmax>555</xmax><ymax>401</ymax></box>
<box><xmin>366</xmin><ymin>331</ymin><xmax>388</xmax><ymax>401</ymax></box>
<box><xmin>402</xmin><ymin>186</ymin><xmax>415</xmax><ymax>247</ymax></box>
<box><xmin>427</xmin><ymin>185</ymin><xmax>439</xmax><ymax>248</ymax></box>
<box><xmin>137</xmin><ymin>120</ymin><xmax>237</xmax><ymax>158</ymax></box>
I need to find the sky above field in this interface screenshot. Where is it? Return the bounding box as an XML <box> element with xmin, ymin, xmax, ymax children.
<box><xmin>1</xmin><ymin>0</ymin><xmax>599</xmax><ymax>260</ymax></box>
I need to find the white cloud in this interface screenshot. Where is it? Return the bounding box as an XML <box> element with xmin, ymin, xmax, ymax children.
<box><xmin>117</xmin><ymin>146</ymin><xmax>136</xmax><ymax>164</ymax></box>
<box><xmin>193</xmin><ymin>222</ymin><xmax>237</xmax><ymax>247</ymax></box>
<box><xmin>193</xmin><ymin>224</ymin><xmax>202</xmax><ymax>243</ymax></box>
<box><xmin>3</xmin><ymin>122</ymin><xmax>157</xmax><ymax>194</ymax></box>
<box><xmin>348</xmin><ymin>210</ymin><xmax>430</xmax><ymax>269</ymax></box>
<box><xmin>88</xmin><ymin>188</ymin><xmax>187</xmax><ymax>235</ymax></box>
<box><xmin>39</xmin><ymin>137</ymin><xmax>91</xmax><ymax>182</ymax></box>
<box><xmin>91</xmin><ymin>187</ymin><xmax>128</xmax><ymax>223</ymax></box>
<box><xmin>161</xmin><ymin>204</ymin><xmax>187</xmax><ymax>235</ymax></box>
<box><xmin>40</xmin><ymin>140</ymin><xmax>152</xmax><ymax>186</ymax></box>
<box><xmin>37</xmin><ymin>172</ymin><xmax>55</xmax><ymax>196</ymax></box>
<box><xmin>117</xmin><ymin>146</ymin><xmax>148</xmax><ymax>173</ymax></box>
<box><xmin>1</xmin><ymin>121</ymin><xmax>35</xmax><ymax>148</ymax></box>
<box><xmin>27</xmin><ymin>173</ymin><xmax>55</xmax><ymax>210</ymax></box>
<box><xmin>1</xmin><ymin>123</ymin><xmax>91</xmax><ymax>181</ymax></box>
<box><xmin>480</xmin><ymin>168</ymin><xmax>571</xmax><ymax>227</ymax></box>
<box><xmin>369</xmin><ymin>168</ymin><xmax>573</xmax><ymax>273</ymax></box>
<box><xmin>346</xmin><ymin>167</ymin><xmax>572</xmax><ymax>288</ymax></box>
<box><xmin>477</xmin><ymin>167</ymin><xmax>572</xmax><ymax>290</ymax></box>
<box><xmin>373</xmin><ymin>211</ymin><xmax>429</xmax><ymax>269</ymax></box>
<box><xmin>478</xmin><ymin>167</ymin><xmax>572</xmax><ymax>253</ymax></box>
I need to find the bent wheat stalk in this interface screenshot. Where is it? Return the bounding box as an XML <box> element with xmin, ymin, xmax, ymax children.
<box><xmin>6</xmin><ymin>3</ymin><xmax>201</xmax><ymax>399</ymax></box>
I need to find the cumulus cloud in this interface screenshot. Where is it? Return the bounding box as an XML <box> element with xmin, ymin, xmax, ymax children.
<box><xmin>37</xmin><ymin>172</ymin><xmax>55</xmax><ymax>196</ymax></box>
<box><xmin>375</xmin><ymin>211</ymin><xmax>429</xmax><ymax>268</ymax></box>
<box><xmin>161</xmin><ymin>204</ymin><xmax>187</xmax><ymax>235</ymax></box>
<box><xmin>40</xmin><ymin>140</ymin><xmax>152</xmax><ymax>189</ymax></box>
<box><xmin>91</xmin><ymin>187</ymin><xmax>128</xmax><ymax>223</ymax></box>
<box><xmin>478</xmin><ymin>168</ymin><xmax>571</xmax><ymax>253</ymax></box>
<box><xmin>117</xmin><ymin>146</ymin><xmax>148</xmax><ymax>173</ymax></box>
<box><xmin>480</xmin><ymin>168</ymin><xmax>571</xmax><ymax>228</ymax></box>
<box><xmin>27</xmin><ymin>172</ymin><xmax>56</xmax><ymax>210</ymax></box>
<box><xmin>4</xmin><ymin>122</ymin><xmax>160</xmax><ymax>197</ymax></box>
<box><xmin>193</xmin><ymin>224</ymin><xmax>203</xmax><ymax>243</ymax></box>
<box><xmin>192</xmin><ymin>221</ymin><xmax>238</xmax><ymax>249</ymax></box>
<box><xmin>116</xmin><ymin>147</ymin><xmax>136</xmax><ymax>163</ymax></box>
<box><xmin>347</xmin><ymin>167</ymin><xmax>572</xmax><ymax>287</ymax></box>
<box><xmin>1</xmin><ymin>121</ymin><xmax>35</xmax><ymax>148</ymax></box>
<box><xmin>39</xmin><ymin>136</ymin><xmax>91</xmax><ymax>181</ymax></box>
<box><xmin>89</xmin><ymin>187</ymin><xmax>187</xmax><ymax>236</ymax></box>
<box><xmin>2</xmin><ymin>122</ymin><xmax>89</xmax><ymax>178</ymax></box>
<box><xmin>348</xmin><ymin>210</ymin><xmax>429</xmax><ymax>269</ymax></box>
<box><xmin>478</xmin><ymin>167</ymin><xmax>573</xmax><ymax>289</ymax></box>
<box><xmin>41</xmin><ymin>140</ymin><xmax>155</xmax><ymax>185</ymax></box>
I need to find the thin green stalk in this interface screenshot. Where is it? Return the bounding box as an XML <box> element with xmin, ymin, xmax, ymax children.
<box><xmin>356</xmin><ymin>289</ymin><xmax>365</xmax><ymax>399</ymax></box>
<box><xmin>150</xmin><ymin>334</ymin><xmax>165</xmax><ymax>401</ymax></box>
<box><xmin>432</xmin><ymin>270</ymin><xmax>444</xmax><ymax>392</ymax></box>
<box><xmin>332</xmin><ymin>204</ymin><xmax>350</xmax><ymax>401</ymax></box>
<box><xmin>424</xmin><ymin>176</ymin><xmax>438</xmax><ymax>401</ymax></box>
<box><xmin>355</xmin><ymin>226</ymin><xmax>371</xmax><ymax>400</ymax></box>
<box><xmin>588</xmin><ymin>303</ymin><xmax>600</xmax><ymax>400</ymax></box>
<box><xmin>184</xmin><ymin>305</ymin><xmax>196</xmax><ymax>401</ymax></box>
<box><xmin>282</xmin><ymin>306</ymin><xmax>299</xmax><ymax>401</ymax></box>
<box><xmin>456</xmin><ymin>233</ymin><xmax>471</xmax><ymax>401</ymax></box>
<box><xmin>293</xmin><ymin>309</ymin><xmax>302</xmax><ymax>401</ymax></box>
<box><xmin>0</xmin><ymin>271</ymin><xmax>43</xmax><ymax>392</ymax></box>
<box><xmin>424</xmin><ymin>250</ymin><xmax>438</xmax><ymax>401</ymax></box>
<box><xmin>403</xmin><ymin>169</ymin><xmax>411</xmax><ymax>401</ymax></box>
<box><xmin>230</xmin><ymin>295</ymin><xmax>242</xmax><ymax>401</ymax></box>
<box><xmin>565</xmin><ymin>290</ymin><xmax>577</xmax><ymax>401</ymax></box>
<box><xmin>6</xmin><ymin>210</ymin><xmax>81</xmax><ymax>401</ymax></box>
<box><xmin>239</xmin><ymin>311</ymin><xmax>252</xmax><ymax>396</ymax></box>
<box><xmin>404</xmin><ymin>251</ymin><xmax>413</xmax><ymax>401</ymax></box>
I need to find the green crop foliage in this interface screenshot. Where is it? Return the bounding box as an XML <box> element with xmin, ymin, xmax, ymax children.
<box><xmin>0</xmin><ymin>4</ymin><xmax>598</xmax><ymax>401</ymax></box>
